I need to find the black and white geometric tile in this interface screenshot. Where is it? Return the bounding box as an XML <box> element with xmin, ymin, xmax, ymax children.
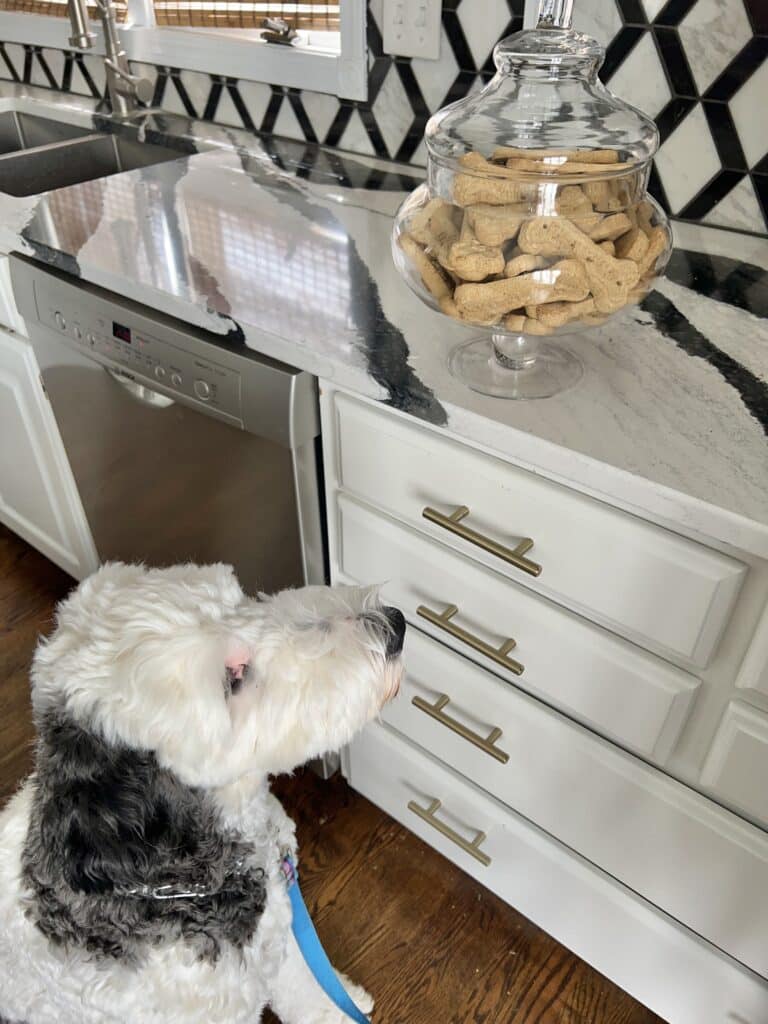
<box><xmin>0</xmin><ymin>0</ymin><xmax>765</xmax><ymax>235</ymax></box>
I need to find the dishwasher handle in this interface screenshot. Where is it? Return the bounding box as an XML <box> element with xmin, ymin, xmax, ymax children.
<box><xmin>106</xmin><ymin>367</ymin><xmax>176</xmax><ymax>408</ymax></box>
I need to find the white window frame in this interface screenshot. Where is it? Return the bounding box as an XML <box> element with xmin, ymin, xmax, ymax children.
<box><xmin>0</xmin><ymin>0</ymin><xmax>367</xmax><ymax>99</ymax></box>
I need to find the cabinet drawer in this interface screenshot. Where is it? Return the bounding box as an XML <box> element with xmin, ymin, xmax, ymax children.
<box><xmin>332</xmin><ymin>393</ymin><xmax>745</xmax><ymax>667</ymax></box>
<box><xmin>347</xmin><ymin>720</ymin><xmax>768</xmax><ymax>979</ymax></box>
<box><xmin>338</xmin><ymin>494</ymin><xmax>699</xmax><ymax>762</ymax></box>
<box><xmin>701</xmin><ymin>702</ymin><xmax>768</xmax><ymax>827</ymax></box>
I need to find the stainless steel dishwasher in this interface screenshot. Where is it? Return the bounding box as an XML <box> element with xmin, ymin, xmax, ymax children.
<box><xmin>10</xmin><ymin>254</ymin><xmax>325</xmax><ymax>595</ymax></box>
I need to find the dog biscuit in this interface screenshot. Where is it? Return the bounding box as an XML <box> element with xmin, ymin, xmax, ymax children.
<box><xmin>409</xmin><ymin>198</ymin><xmax>458</xmax><ymax>245</ymax></box>
<box><xmin>599</xmin><ymin>239</ymin><xmax>616</xmax><ymax>255</ymax></box>
<box><xmin>589</xmin><ymin>212</ymin><xmax>633</xmax><ymax>242</ymax></box>
<box><xmin>637</xmin><ymin>225</ymin><xmax>667</xmax><ymax>278</ymax></box>
<box><xmin>454</xmin><ymin>258</ymin><xmax>589</xmax><ymax>323</ymax></box>
<box><xmin>506</xmin><ymin>158</ymin><xmax>631</xmax><ymax>175</ymax></box>
<box><xmin>504</xmin><ymin>253</ymin><xmax>549</xmax><ymax>277</ymax></box>
<box><xmin>493</xmin><ymin>147</ymin><xmax>620</xmax><ymax>164</ymax></box>
<box><xmin>522</xmin><ymin>317</ymin><xmax>555</xmax><ymax>334</ymax></box>
<box><xmin>503</xmin><ymin>312</ymin><xmax>527</xmax><ymax>332</ymax></box>
<box><xmin>518</xmin><ymin>216</ymin><xmax>640</xmax><ymax>313</ymax></box>
<box><xmin>526</xmin><ymin>296</ymin><xmax>596</xmax><ymax>328</ymax></box>
<box><xmin>399</xmin><ymin>234</ymin><xmax>453</xmax><ymax>301</ymax></box>
<box><xmin>614</xmin><ymin>226</ymin><xmax>649</xmax><ymax>262</ymax></box>
<box><xmin>446</xmin><ymin>234</ymin><xmax>505</xmax><ymax>281</ymax></box>
<box><xmin>465</xmin><ymin>203</ymin><xmax>528</xmax><ymax>245</ymax></box>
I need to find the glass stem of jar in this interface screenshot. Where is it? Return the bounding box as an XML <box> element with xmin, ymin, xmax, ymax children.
<box><xmin>491</xmin><ymin>331</ymin><xmax>541</xmax><ymax>372</ymax></box>
<box><xmin>536</xmin><ymin>0</ymin><xmax>573</xmax><ymax>29</ymax></box>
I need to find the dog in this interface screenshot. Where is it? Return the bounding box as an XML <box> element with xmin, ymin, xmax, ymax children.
<box><xmin>0</xmin><ymin>562</ymin><xmax>405</xmax><ymax>1024</ymax></box>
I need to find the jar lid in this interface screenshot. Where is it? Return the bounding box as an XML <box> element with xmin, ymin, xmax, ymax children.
<box><xmin>425</xmin><ymin>24</ymin><xmax>658</xmax><ymax>173</ymax></box>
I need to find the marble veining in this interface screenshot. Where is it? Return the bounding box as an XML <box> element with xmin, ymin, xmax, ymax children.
<box><xmin>0</xmin><ymin>88</ymin><xmax>765</xmax><ymax>548</ymax></box>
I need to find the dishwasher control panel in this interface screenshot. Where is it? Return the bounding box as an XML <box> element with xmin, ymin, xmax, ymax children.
<box><xmin>35</xmin><ymin>288</ymin><xmax>242</xmax><ymax>422</ymax></box>
<box><xmin>10</xmin><ymin>253</ymin><xmax>321</xmax><ymax>449</ymax></box>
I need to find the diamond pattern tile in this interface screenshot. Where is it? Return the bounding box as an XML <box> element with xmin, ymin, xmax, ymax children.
<box><xmin>678</xmin><ymin>0</ymin><xmax>753</xmax><ymax>95</ymax></box>
<box><xmin>729</xmin><ymin>56</ymin><xmax>768</xmax><ymax>169</ymax></box>
<box><xmin>655</xmin><ymin>104</ymin><xmax>722</xmax><ymax>213</ymax></box>
<box><xmin>703</xmin><ymin>174</ymin><xmax>764</xmax><ymax>232</ymax></box>
<box><xmin>457</xmin><ymin>0</ymin><xmax>516</xmax><ymax>70</ymax></box>
<box><xmin>0</xmin><ymin>0</ymin><xmax>765</xmax><ymax>234</ymax></box>
<box><xmin>606</xmin><ymin>31</ymin><xmax>671</xmax><ymax>119</ymax></box>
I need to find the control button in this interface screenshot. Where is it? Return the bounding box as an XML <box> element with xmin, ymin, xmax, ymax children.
<box><xmin>194</xmin><ymin>379</ymin><xmax>212</xmax><ymax>400</ymax></box>
<box><xmin>73</xmin><ymin>325</ymin><xmax>83</xmax><ymax>341</ymax></box>
<box><xmin>54</xmin><ymin>312</ymin><xmax>66</xmax><ymax>330</ymax></box>
<box><xmin>154</xmin><ymin>365</ymin><xmax>166</xmax><ymax>380</ymax></box>
<box><xmin>170</xmin><ymin>372</ymin><xmax>182</xmax><ymax>387</ymax></box>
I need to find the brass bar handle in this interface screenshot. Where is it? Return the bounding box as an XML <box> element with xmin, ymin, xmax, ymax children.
<box><xmin>416</xmin><ymin>602</ymin><xmax>524</xmax><ymax>676</ymax></box>
<box><xmin>422</xmin><ymin>505</ymin><xmax>542</xmax><ymax>578</ymax></box>
<box><xmin>412</xmin><ymin>694</ymin><xmax>510</xmax><ymax>764</ymax></box>
<box><xmin>407</xmin><ymin>797</ymin><xmax>491</xmax><ymax>867</ymax></box>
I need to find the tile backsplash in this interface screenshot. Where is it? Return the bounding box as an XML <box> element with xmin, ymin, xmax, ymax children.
<box><xmin>0</xmin><ymin>0</ymin><xmax>765</xmax><ymax>235</ymax></box>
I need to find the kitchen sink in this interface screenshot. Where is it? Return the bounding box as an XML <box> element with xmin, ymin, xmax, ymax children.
<box><xmin>0</xmin><ymin>111</ymin><xmax>92</xmax><ymax>155</ymax></box>
<box><xmin>0</xmin><ymin>130</ymin><xmax>185</xmax><ymax>196</ymax></box>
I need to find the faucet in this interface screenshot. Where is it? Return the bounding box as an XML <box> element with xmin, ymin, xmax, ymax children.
<box><xmin>67</xmin><ymin>0</ymin><xmax>153</xmax><ymax>117</ymax></box>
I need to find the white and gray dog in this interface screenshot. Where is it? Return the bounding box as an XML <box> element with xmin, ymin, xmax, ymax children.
<box><xmin>0</xmin><ymin>562</ymin><xmax>405</xmax><ymax>1024</ymax></box>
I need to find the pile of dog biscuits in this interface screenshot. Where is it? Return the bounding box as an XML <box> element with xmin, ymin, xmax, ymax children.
<box><xmin>398</xmin><ymin>148</ymin><xmax>668</xmax><ymax>334</ymax></box>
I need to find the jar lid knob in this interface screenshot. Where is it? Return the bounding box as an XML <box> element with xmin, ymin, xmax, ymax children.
<box><xmin>536</xmin><ymin>0</ymin><xmax>574</xmax><ymax>29</ymax></box>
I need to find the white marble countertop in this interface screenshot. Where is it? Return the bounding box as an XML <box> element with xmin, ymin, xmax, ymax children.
<box><xmin>1</xmin><ymin>86</ymin><xmax>766</xmax><ymax>554</ymax></box>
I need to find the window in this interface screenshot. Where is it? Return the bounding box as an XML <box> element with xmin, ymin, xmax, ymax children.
<box><xmin>0</xmin><ymin>0</ymin><xmax>366</xmax><ymax>99</ymax></box>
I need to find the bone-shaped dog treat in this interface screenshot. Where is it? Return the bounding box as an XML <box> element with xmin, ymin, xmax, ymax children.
<box><xmin>409</xmin><ymin>200</ymin><xmax>461</xmax><ymax>264</ymax></box>
<box><xmin>493</xmin><ymin>147</ymin><xmax>620</xmax><ymax>164</ymax></box>
<box><xmin>465</xmin><ymin>203</ymin><xmax>529</xmax><ymax>245</ymax></box>
<box><xmin>614</xmin><ymin>226</ymin><xmax>649</xmax><ymax>262</ymax></box>
<box><xmin>589</xmin><ymin>212</ymin><xmax>633</xmax><ymax>242</ymax></box>
<box><xmin>454</xmin><ymin>174</ymin><xmax>534</xmax><ymax>207</ymax></box>
<box><xmin>518</xmin><ymin>216</ymin><xmax>640</xmax><ymax>313</ymax></box>
<box><xmin>409</xmin><ymin>198</ymin><xmax>457</xmax><ymax>245</ymax></box>
<box><xmin>505</xmin><ymin>253</ymin><xmax>549</xmax><ymax>277</ymax></box>
<box><xmin>506</xmin><ymin>158</ymin><xmax>631</xmax><ymax>175</ymax></box>
<box><xmin>526</xmin><ymin>296</ymin><xmax>596</xmax><ymax>327</ymax></box>
<box><xmin>399</xmin><ymin>234</ymin><xmax>453</xmax><ymax>302</ymax></box>
<box><xmin>599</xmin><ymin>240</ymin><xmax>616</xmax><ymax>255</ymax></box>
<box><xmin>446</xmin><ymin>223</ymin><xmax>506</xmax><ymax>281</ymax></box>
<box><xmin>582</xmin><ymin>179</ymin><xmax>624</xmax><ymax>212</ymax></box>
<box><xmin>454</xmin><ymin>258</ymin><xmax>589</xmax><ymax>323</ymax></box>
<box><xmin>503</xmin><ymin>311</ymin><xmax>526</xmax><ymax>332</ymax></box>
<box><xmin>637</xmin><ymin>225</ymin><xmax>667</xmax><ymax>278</ymax></box>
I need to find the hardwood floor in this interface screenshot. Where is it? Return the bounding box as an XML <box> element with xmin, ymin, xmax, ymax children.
<box><xmin>0</xmin><ymin>523</ymin><xmax>664</xmax><ymax>1024</ymax></box>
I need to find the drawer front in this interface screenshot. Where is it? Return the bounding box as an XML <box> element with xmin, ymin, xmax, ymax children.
<box><xmin>701</xmin><ymin>702</ymin><xmax>768</xmax><ymax>827</ymax></box>
<box><xmin>339</xmin><ymin>494</ymin><xmax>699</xmax><ymax>762</ymax></box>
<box><xmin>333</xmin><ymin>393</ymin><xmax>745</xmax><ymax>667</ymax></box>
<box><xmin>348</xmin><ymin>721</ymin><xmax>768</xmax><ymax>980</ymax></box>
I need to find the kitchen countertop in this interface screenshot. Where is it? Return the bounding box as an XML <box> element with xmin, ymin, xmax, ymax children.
<box><xmin>1</xmin><ymin>86</ymin><xmax>766</xmax><ymax>554</ymax></box>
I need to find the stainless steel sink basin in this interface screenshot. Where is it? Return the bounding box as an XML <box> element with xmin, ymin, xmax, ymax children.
<box><xmin>0</xmin><ymin>111</ymin><xmax>91</xmax><ymax>155</ymax></box>
<box><xmin>0</xmin><ymin>132</ymin><xmax>185</xmax><ymax>196</ymax></box>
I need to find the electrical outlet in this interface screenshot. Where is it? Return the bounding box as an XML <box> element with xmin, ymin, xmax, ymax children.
<box><xmin>382</xmin><ymin>0</ymin><xmax>441</xmax><ymax>60</ymax></box>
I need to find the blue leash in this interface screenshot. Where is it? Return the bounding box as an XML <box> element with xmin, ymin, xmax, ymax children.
<box><xmin>282</xmin><ymin>857</ymin><xmax>371</xmax><ymax>1024</ymax></box>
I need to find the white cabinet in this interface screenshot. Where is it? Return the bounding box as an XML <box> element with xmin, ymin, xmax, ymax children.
<box><xmin>321</xmin><ymin>382</ymin><xmax>768</xmax><ymax>1024</ymax></box>
<box><xmin>0</xmin><ymin>327</ymin><xmax>97</xmax><ymax>579</ymax></box>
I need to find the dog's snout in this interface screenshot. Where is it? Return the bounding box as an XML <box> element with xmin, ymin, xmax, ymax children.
<box><xmin>383</xmin><ymin>606</ymin><xmax>406</xmax><ymax>658</ymax></box>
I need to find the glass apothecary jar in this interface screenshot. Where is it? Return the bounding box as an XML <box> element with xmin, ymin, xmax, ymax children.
<box><xmin>392</xmin><ymin>0</ymin><xmax>672</xmax><ymax>399</ymax></box>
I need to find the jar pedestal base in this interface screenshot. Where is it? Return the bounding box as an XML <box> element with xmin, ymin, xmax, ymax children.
<box><xmin>449</xmin><ymin>335</ymin><xmax>583</xmax><ymax>400</ymax></box>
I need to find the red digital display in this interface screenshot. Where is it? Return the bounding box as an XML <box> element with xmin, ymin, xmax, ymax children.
<box><xmin>113</xmin><ymin>321</ymin><xmax>132</xmax><ymax>344</ymax></box>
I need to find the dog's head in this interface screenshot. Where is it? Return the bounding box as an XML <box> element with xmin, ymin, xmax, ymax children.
<box><xmin>32</xmin><ymin>563</ymin><xmax>405</xmax><ymax>786</ymax></box>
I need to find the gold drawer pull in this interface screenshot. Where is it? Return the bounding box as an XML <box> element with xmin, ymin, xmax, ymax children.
<box><xmin>407</xmin><ymin>797</ymin><xmax>491</xmax><ymax>866</ymax></box>
<box><xmin>416</xmin><ymin>602</ymin><xmax>524</xmax><ymax>676</ymax></box>
<box><xmin>423</xmin><ymin>505</ymin><xmax>541</xmax><ymax>578</ymax></box>
<box><xmin>412</xmin><ymin>694</ymin><xmax>510</xmax><ymax>764</ymax></box>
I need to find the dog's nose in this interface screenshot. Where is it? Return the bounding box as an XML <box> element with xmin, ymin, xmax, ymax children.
<box><xmin>383</xmin><ymin>606</ymin><xmax>406</xmax><ymax>658</ymax></box>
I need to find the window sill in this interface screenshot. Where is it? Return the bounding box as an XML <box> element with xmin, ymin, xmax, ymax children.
<box><xmin>0</xmin><ymin>10</ymin><xmax>367</xmax><ymax>99</ymax></box>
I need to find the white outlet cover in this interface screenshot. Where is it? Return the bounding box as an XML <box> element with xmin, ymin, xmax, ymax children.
<box><xmin>382</xmin><ymin>0</ymin><xmax>442</xmax><ymax>60</ymax></box>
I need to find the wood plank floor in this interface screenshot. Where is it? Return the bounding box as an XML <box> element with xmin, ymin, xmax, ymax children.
<box><xmin>0</xmin><ymin>524</ymin><xmax>664</xmax><ymax>1024</ymax></box>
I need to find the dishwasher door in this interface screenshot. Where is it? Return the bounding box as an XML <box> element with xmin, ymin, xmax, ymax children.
<box><xmin>33</xmin><ymin>331</ymin><xmax>304</xmax><ymax>596</ymax></box>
